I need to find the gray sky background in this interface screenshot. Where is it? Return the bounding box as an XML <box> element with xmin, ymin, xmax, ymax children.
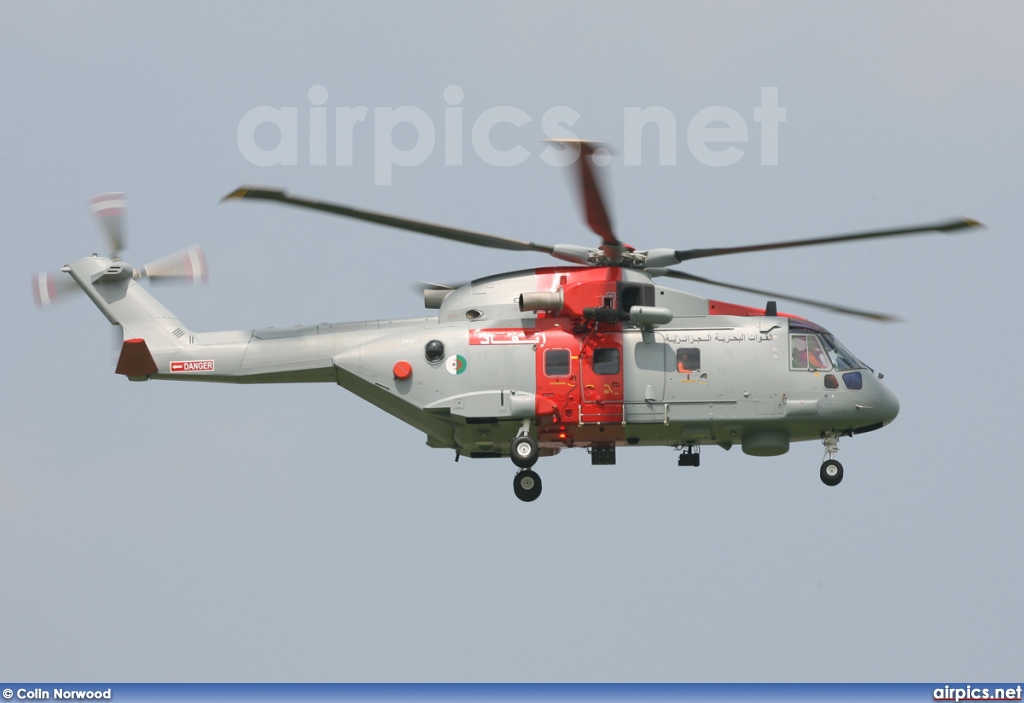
<box><xmin>2</xmin><ymin>0</ymin><xmax>1022</xmax><ymax>682</ymax></box>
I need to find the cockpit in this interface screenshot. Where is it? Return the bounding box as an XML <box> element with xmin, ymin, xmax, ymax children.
<box><xmin>789</xmin><ymin>324</ymin><xmax>869</xmax><ymax>373</ymax></box>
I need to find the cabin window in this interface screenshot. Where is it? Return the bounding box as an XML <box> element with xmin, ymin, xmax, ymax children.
<box><xmin>592</xmin><ymin>347</ymin><xmax>621</xmax><ymax>375</ymax></box>
<box><xmin>544</xmin><ymin>349</ymin><xmax>571</xmax><ymax>377</ymax></box>
<box><xmin>790</xmin><ymin>334</ymin><xmax>831</xmax><ymax>371</ymax></box>
<box><xmin>676</xmin><ymin>348</ymin><xmax>701</xmax><ymax>373</ymax></box>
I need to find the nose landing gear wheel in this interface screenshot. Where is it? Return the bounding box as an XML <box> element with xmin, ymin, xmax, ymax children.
<box><xmin>820</xmin><ymin>459</ymin><xmax>844</xmax><ymax>486</ymax></box>
<box><xmin>510</xmin><ymin>436</ymin><xmax>539</xmax><ymax>469</ymax></box>
<box><xmin>513</xmin><ymin>469</ymin><xmax>543</xmax><ymax>502</ymax></box>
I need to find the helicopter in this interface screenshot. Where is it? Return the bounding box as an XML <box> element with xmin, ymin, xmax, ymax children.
<box><xmin>40</xmin><ymin>142</ymin><xmax>981</xmax><ymax>501</ymax></box>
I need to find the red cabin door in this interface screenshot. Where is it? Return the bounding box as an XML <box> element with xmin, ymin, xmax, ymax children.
<box><xmin>577</xmin><ymin>331</ymin><xmax>624</xmax><ymax>425</ymax></box>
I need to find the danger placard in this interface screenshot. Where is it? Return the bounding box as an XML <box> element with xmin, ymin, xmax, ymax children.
<box><xmin>170</xmin><ymin>360</ymin><xmax>214</xmax><ymax>372</ymax></box>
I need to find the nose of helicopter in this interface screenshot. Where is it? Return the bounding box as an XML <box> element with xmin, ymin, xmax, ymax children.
<box><xmin>873</xmin><ymin>376</ymin><xmax>900</xmax><ymax>426</ymax></box>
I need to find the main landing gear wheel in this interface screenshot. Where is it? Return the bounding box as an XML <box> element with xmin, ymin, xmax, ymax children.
<box><xmin>513</xmin><ymin>469</ymin><xmax>542</xmax><ymax>502</ymax></box>
<box><xmin>510</xmin><ymin>436</ymin><xmax>539</xmax><ymax>469</ymax></box>
<box><xmin>820</xmin><ymin>459</ymin><xmax>844</xmax><ymax>486</ymax></box>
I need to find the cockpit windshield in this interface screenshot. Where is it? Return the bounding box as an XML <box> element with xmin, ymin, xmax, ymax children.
<box><xmin>820</xmin><ymin>333</ymin><xmax>868</xmax><ymax>371</ymax></box>
<box><xmin>790</xmin><ymin>326</ymin><xmax>869</xmax><ymax>372</ymax></box>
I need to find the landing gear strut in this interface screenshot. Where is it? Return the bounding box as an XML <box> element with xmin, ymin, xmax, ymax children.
<box><xmin>510</xmin><ymin>419</ymin><xmax>542</xmax><ymax>502</ymax></box>
<box><xmin>820</xmin><ymin>433</ymin><xmax>844</xmax><ymax>486</ymax></box>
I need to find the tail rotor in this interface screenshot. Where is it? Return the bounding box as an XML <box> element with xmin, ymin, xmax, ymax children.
<box><xmin>32</xmin><ymin>192</ymin><xmax>208</xmax><ymax>308</ymax></box>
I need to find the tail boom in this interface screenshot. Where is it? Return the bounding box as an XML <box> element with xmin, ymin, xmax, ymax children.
<box><xmin>66</xmin><ymin>256</ymin><xmax>362</xmax><ymax>385</ymax></box>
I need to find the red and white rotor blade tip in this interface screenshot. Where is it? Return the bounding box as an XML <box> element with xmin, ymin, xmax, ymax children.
<box><xmin>89</xmin><ymin>192</ymin><xmax>126</xmax><ymax>257</ymax></box>
<box><xmin>31</xmin><ymin>271</ymin><xmax>80</xmax><ymax>308</ymax></box>
<box><xmin>142</xmin><ymin>244</ymin><xmax>208</xmax><ymax>284</ymax></box>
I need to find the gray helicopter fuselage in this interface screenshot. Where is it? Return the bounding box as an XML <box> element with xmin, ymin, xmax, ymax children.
<box><xmin>66</xmin><ymin>255</ymin><xmax>898</xmax><ymax>461</ymax></box>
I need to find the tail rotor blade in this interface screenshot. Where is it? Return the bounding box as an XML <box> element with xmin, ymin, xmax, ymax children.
<box><xmin>31</xmin><ymin>271</ymin><xmax>81</xmax><ymax>308</ymax></box>
<box><xmin>89</xmin><ymin>192</ymin><xmax>127</xmax><ymax>257</ymax></box>
<box><xmin>142</xmin><ymin>244</ymin><xmax>208</xmax><ymax>284</ymax></box>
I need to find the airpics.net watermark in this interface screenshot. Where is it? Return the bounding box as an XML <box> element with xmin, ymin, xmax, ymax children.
<box><xmin>236</xmin><ymin>86</ymin><xmax>786</xmax><ymax>186</ymax></box>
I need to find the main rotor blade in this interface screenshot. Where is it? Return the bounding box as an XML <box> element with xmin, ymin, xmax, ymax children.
<box><xmin>673</xmin><ymin>217</ymin><xmax>982</xmax><ymax>263</ymax></box>
<box><xmin>552</xmin><ymin>139</ymin><xmax>625</xmax><ymax>257</ymax></box>
<box><xmin>222</xmin><ymin>187</ymin><xmax>556</xmax><ymax>255</ymax></box>
<box><xmin>651</xmin><ymin>268</ymin><xmax>899</xmax><ymax>322</ymax></box>
<box><xmin>89</xmin><ymin>192</ymin><xmax>126</xmax><ymax>257</ymax></box>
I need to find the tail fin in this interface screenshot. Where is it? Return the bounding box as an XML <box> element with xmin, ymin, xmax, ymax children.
<box><xmin>64</xmin><ymin>255</ymin><xmax>193</xmax><ymax>349</ymax></box>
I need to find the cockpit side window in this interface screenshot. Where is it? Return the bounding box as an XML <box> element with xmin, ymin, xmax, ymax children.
<box><xmin>791</xmin><ymin>325</ymin><xmax>870</xmax><ymax>372</ymax></box>
<box><xmin>790</xmin><ymin>334</ymin><xmax>831</xmax><ymax>371</ymax></box>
